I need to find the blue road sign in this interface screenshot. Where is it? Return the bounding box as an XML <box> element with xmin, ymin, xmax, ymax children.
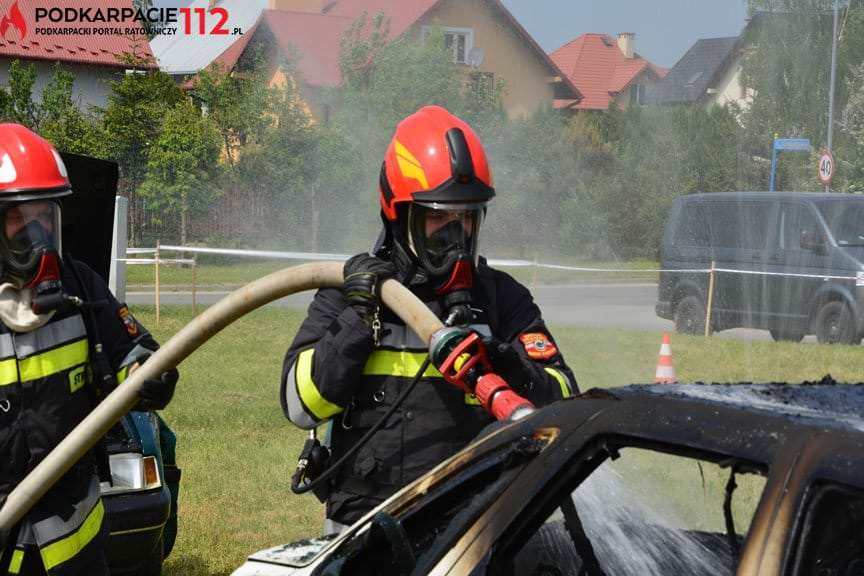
<box><xmin>770</xmin><ymin>138</ymin><xmax>812</xmax><ymax>191</ymax></box>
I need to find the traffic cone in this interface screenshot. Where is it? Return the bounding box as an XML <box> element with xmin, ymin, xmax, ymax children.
<box><xmin>655</xmin><ymin>333</ymin><xmax>676</xmax><ymax>384</ymax></box>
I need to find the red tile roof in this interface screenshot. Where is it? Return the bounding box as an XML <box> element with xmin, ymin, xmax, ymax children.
<box><xmin>550</xmin><ymin>33</ymin><xmax>664</xmax><ymax>110</ymax></box>
<box><xmin>0</xmin><ymin>0</ymin><xmax>155</xmax><ymax>69</ymax></box>
<box><xmin>210</xmin><ymin>18</ymin><xmax>260</xmax><ymax>72</ymax></box>
<box><xmin>210</xmin><ymin>0</ymin><xmax>580</xmax><ymax>99</ymax></box>
<box><xmin>265</xmin><ymin>10</ymin><xmax>354</xmax><ymax>87</ymax></box>
<box><xmin>324</xmin><ymin>0</ymin><xmax>438</xmax><ymax>37</ymax></box>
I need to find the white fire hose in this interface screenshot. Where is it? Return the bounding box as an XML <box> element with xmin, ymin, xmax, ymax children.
<box><xmin>0</xmin><ymin>262</ymin><xmax>444</xmax><ymax>534</ymax></box>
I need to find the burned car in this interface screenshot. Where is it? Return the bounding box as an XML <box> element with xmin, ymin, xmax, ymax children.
<box><xmin>232</xmin><ymin>380</ymin><xmax>864</xmax><ymax>576</ymax></box>
<box><xmin>101</xmin><ymin>411</ymin><xmax>179</xmax><ymax>576</ymax></box>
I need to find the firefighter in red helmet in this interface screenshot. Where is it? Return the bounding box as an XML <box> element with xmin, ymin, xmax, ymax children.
<box><xmin>0</xmin><ymin>124</ymin><xmax>177</xmax><ymax>576</ymax></box>
<box><xmin>281</xmin><ymin>106</ymin><xmax>576</xmax><ymax>533</ymax></box>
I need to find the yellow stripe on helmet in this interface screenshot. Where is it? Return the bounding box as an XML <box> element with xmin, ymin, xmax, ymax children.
<box><xmin>395</xmin><ymin>140</ymin><xmax>429</xmax><ymax>190</ymax></box>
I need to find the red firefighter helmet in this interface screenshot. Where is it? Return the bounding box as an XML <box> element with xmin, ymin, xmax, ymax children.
<box><xmin>379</xmin><ymin>105</ymin><xmax>494</xmax><ymax>220</ymax></box>
<box><xmin>378</xmin><ymin>106</ymin><xmax>495</xmax><ymax>287</ymax></box>
<box><xmin>0</xmin><ymin>124</ymin><xmax>70</xmax><ymax>287</ymax></box>
<box><xmin>0</xmin><ymin>124</ymin><xmax>72</xmax><ymax>200</ymax></box>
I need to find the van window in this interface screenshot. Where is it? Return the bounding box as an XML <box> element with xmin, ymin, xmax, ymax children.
<box><xmin>817</xmin><ymin>200</ymin><xmax>864</xmax><ymax>247</ymax></box>
<box><xmin>708</xmin><ymin>201</ymin><xmax>773</xmax><ymax>250</ymax></box>
<box><xmin>779</xmin><ymin>203</ymin><xmax>821</xmax><ymax>250</ymax></box>
<box><xmin>674</xmin><ymin>200</ymin><xmax>773</xmax><ymax>250</ymax></box>
<box><xmin>673</xmin><ymin>202</ymin><xmax>710</xmax><ymax>247</ymax></box>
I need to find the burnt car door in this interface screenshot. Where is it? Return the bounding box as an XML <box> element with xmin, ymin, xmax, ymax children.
<box><xmin>785</xmin><ymin>482</ymin><xmax>864</xmax><ymax>575</ymax></box>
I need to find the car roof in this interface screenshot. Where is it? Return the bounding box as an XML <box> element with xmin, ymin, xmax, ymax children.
<box><xmin>678</xmin><ymin>191</ymin><xmax>864</xmax><ymax>203</ymax></box>
<box><xmin>510</xmin><ymin>381</ymin><xmax>864</xmax><ymax>488</ymax></box>
<box><xmin>612</xmin><ymin>381</ymin><xmax>864</xmax><ymax>434</ymax></box>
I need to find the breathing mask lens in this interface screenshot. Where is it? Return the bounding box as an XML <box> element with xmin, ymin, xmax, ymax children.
<box><xmin>0</xmin><ymin>201</ymin><xmax>62</xmax><ymax>287</ymax></box>
<box><xmin>409</xmin><ymin>203</ymin><xmax>484</xmax><ymax>276</ymax></box>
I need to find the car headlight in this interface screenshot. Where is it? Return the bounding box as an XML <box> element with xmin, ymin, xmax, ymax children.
<box><xmin>100</xmin><ymin>453</ymin><xmax>162</xmax><ymax>495</ymax></box>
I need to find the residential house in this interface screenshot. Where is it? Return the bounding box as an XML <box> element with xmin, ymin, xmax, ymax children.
<box><xmin>549</xmin><ymin>32</ymin><xmax>667</xmax><ymax>111</ymax></box>
<box><xmin>644</xmin><ymin>37</ymin><xmax>751</xmax><ymax>109</ymax></box>
<box><xmin>165</xmin><ymin>0</ymin><xmax>581</xmax><ymax>120</ymax></box>
<box><xmin>0</xmin><ymin>0</ymin><xmax>156</xmax><ymax>110</ymax></box>
<box><xmin>150</xmin><ymin>0</ymin><xmax>267</xmax><ymax>78</ymax></box>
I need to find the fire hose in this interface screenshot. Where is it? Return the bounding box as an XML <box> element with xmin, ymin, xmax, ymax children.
<box><xmin>0</xmin><ymin>262</ymin><xmax>533</xmax><ymax>534</ymax></box>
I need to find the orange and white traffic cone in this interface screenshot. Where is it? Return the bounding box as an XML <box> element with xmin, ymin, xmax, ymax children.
<box><xmin>655</xmin><ymin>333</ymin><xmax>676</xmax><ymax>384</ymax></box>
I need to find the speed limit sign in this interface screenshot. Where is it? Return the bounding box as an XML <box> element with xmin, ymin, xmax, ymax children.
<box><xmin>817</xmin><ymin>149</ymin><xmax>835</xmax><ymax>186</ymax></box>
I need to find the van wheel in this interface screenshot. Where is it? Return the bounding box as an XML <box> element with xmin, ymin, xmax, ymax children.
<box><xmin>769</xmin><ymin>329</ymin><xmax>805</xmax><ymax>343</ymax></box>
<box><xmin>675</xmin><ymin>296</ymin><xmax>708</xmax><ymax>336</ymax></box>
<box><xmin>814</xmin><ymin>301</ymin><xmax>859</xmax><ymax>345</ymax></box>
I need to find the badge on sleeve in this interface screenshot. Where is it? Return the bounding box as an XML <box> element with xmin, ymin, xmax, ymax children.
<box><xmin>118</xmin><ymin>306</ymin><xmax>139</xmax><ymax>338</ymax></box>
<box><xmin>519</xmin><ymin>332</ymin><xmax>558</xmax><ymax>360</ymax></box>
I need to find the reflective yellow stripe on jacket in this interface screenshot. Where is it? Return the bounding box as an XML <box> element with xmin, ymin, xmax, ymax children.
<box><xmin>296</xmin><ymin>349</ymin><xmax>342</xmax><ymax>421</ymax></box>
<box><xmin>544</xmin><ymin>367</ymin><xmax>572</xmax><ymax>398</ymax></box>
<box><xmin>8</xmin><ymin>549</ymin><xmax>24</xmax><ymax>574</ymax></box>
<box><xmin>363</xmin><ymin>350</ymin><xmax>443</xmax><ymax>378</ymax></box>
<box><xmin>18</xmin><ymin>339</ymin><xmax>89</xmax><ymax>382</ymax></box>
<box><xmin>39</xmin><ymin>499</ymin><xmax>104</xmax><ymax>571</ymax></box>
<box><xmin>0</xmin><ymin>357</ymin><xmax>17</xmax><ymax>387</ymax></box>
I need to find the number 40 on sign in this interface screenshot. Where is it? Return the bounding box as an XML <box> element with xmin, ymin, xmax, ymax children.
<box><xmin>817</xmin><ymin>150</ymin><xmax>835</xmax><ymax>186</ymax></box>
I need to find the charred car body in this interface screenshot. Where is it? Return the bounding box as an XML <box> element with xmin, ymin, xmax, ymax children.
<box><xmin>233</xmin><ymin>380</ymin><xmax>864</xmax><ymax>576</ymax></box>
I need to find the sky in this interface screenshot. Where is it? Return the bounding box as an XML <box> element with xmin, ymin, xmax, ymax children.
<box><xmin>152</xmin><ymin>0</ymin><xmax>750</xmax><ymax>69</ymax></box>
<box><xmin>500</xmin><ymin>0</ymin><xmax>750</xmax><ymax>68</ymax></box>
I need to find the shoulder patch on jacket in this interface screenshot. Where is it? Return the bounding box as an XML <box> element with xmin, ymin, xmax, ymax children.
<box><xmin>118</xmin><ymin>306</ymin><xmax>139</xmax><ymax>337</ymax></box>
<box><xmin>519</xmin><ymin>332</ymin><xmax>557</xmax><ymax>360</ymax></box>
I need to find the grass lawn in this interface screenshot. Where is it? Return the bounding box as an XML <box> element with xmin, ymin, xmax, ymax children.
<box><xmin>135</xmin><ymin>304</ymin><xmax>864</xmax><ymax>575</ymax></box>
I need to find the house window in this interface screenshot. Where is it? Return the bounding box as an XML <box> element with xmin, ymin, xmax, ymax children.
<box><xmin>423</xmin><ymin>26</ymin><xmax>474</xmax><ymax>65</ymax></box>
<box><xmin>629</xmin><ymin>83</ymin><xmax>646</xmax><ymax>106</ymax></box>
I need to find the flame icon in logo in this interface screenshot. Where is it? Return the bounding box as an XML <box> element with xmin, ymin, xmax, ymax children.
<box><xmin>0</xmin><ymin>1</ymin><xmax>27</xmax><ymax>42</ymax></box>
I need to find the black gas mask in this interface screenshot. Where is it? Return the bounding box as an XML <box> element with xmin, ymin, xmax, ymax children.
<box><xmin>408</xmin><ymin>202</ymin><xmax>485</xmax><ymax>326</ymax></box>
<box><xmin>0</xmin><ymin>201</ymin><xmax>65</xmax><ymax>313</ymax></box>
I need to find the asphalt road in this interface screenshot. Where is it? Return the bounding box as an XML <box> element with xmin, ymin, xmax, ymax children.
<box><xmin>127</xmin><ymin>282</ymin><xmax>782</xmax><ymax>342</ymax></box>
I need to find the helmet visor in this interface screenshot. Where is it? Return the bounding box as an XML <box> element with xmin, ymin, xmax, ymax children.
<box><xmin>0</xmin><ymin>200</ymin><xmax>62</xmax><ymax>286</ymax></box>
<box><xmin>409</xmin><ymin>202</ymin><xmax>484</xmax><ymax>276</ymax></box>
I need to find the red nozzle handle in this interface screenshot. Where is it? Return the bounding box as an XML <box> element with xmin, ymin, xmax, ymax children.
<box><xmin>475</xmin><ymin>373</ymin><xmax>534</xmax><ymax>421</ymax></box>
<box><xmin>437</xmin><ymin>331</ymin><xmax>488</xmax><ymax>394</ymax></box>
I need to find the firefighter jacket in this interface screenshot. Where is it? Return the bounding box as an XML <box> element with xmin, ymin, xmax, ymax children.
<box><xmin>0</xmin><ymin>259</ymin><xmax>158</xmax><ymax>576</ymax></box>
<box><xmin>281</xmin><ymin>260</ymin><xmax>577</xmax><ymax>525</ymax></box>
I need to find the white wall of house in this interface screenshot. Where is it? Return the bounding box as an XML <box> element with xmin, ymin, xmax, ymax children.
<box><xmin>706</xmin><ymin>57</ymin><xmax>753</xmax><ymax>111</ymax></box>
<box><xmin>0</xmin><ymin>59</ymin><xmax>123</xmax><ymax>111</ymax></box>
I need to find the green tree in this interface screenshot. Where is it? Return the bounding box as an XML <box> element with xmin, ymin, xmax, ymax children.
<box><xmin>551</xmin><ymin>104</ymin><xmax>743</xmax><ymax>260</ymax></box>
<box><xmin>0</xmin><ymin>61</ymin><xmax>107</xmax><ymax>157</ymax></box>
<box><xmin>191</xmin><ymin>62</ymin><xmax>273</xmax><ymax>173</ymax></box>
<box><xmin>101</xmin><ymin>55</ymin><xmax>183</xmax><ymax>243</ymax></box>
<box><xmin>740</xmin><ymin>1</ymin><xmax>864</xmax><ymax>190</ymax></box>
<box><xmin>0</xmin><ymin>60</ymin><xmax>38</xmax><ymax>125</ymax></box>
<box><xmin>837</xmin><ymin>61</ymin><xmax>864</xmax><ymax>191</ymax></box>
<box><xmin>38</xmin><ymin>65</ymin><xmax>109</xmax><ymax>157</ymax></box>
<box><xmin>140</xmin><ymin>100</ymin><xmax>222</xmax><ymax>244</ymax></box>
